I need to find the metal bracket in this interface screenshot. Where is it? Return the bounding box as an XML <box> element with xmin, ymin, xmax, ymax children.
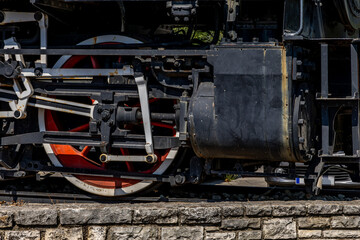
<box><xmin>1</xmin><ymin>12</ymin><xmax>47</xmax><ymax>119</ymax></box>
<box><xmin>179</xmin><ymin>91</ymin><xmax>189</xmax><ymax>142</ymax></box>
<box><xmin>305</xmin><ymin>157</ymin><xmax>325</xmax><ymax>195</ymax></box>
<box><xmin>134</xmin><ymin>74</ymin><xmax>157</xmax><ymax>162</ymax></box>
<box><xmin>226</xmin><ymin>0</ymin><xmax>239</xmax><ymax>22</ymax></box>
<box><xmin>37</xmin><ymin>13</ymin><xmax>48</xmax><ymax>66</ymax></box>
<box><xmin>0</xmin><ymin>11</ymin><xmax>48</xmax><ymax>67</ymax></box>
<box><xmin>167</xmin><ymin>0</ymin><xmax>198</xmax><ymax>22</ymax></box>
<box><xmin>2</xmin><ymin>38</ymin><xmax>34</xmax><ymax>119</ymax></box>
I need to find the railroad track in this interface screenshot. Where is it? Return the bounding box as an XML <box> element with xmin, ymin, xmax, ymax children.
<box><xmin>0</xmin><ymin>176</ymin><xmax>359</xmax><ymax>204</ymax></box>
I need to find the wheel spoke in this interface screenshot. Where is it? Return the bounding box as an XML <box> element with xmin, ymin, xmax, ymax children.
<box><xmin>62</xmin><ymin>55</ymin><xmax>87</xmax><ymax>68</ymax></box>
<box><xmin>133</xmin><ymin>98</ymin><xmax>158</xmax><ymax>107</ymax></box>
<box><xmin>81</xmin><ymin>146</ymin><xmax>92</xmax><ymax>156</ymax></box>
<box><xmin>126</xmin><ymin>162</ymin><xmax>135</xmax><ymax>172</ymax></box>
<box><xmin>90</xmin><ymin>56</ymin><xmax>100</xmax><ymax>69</ymax></box>
<box><xmin>151</xmin><ymin>121</ymin><xmax>174</xmax><ymax>129</ymax></box>
<box><xmin>69</xmin><ymin>123</ymin><xmax>89</xmax><ymax>132</ymax></box>
<box><xmin>82</xmin><ymin>155</ymin><xmax>102</xmax><ymax>167</ymax></box>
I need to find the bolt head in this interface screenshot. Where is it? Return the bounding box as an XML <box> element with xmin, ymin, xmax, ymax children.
<box><xmin>4</xmin><ymin>65</ymin><xmax>14</xmax><ymax>77</ymax></box>
<box><xmin>99</xmin><ymin>154</ymin><xmax>107</xmax><ymax>162</ymax></box>
<box><xmin>146</xmin><ymin>155</ymin><xmax>154</xmax><ymax>163</ymax></box>
<box><xmin>34</xmin><ymin>12</ymin><xmax>43</xmax><ymax>21</ymax></box>
<box><xmin>107</xmin><ymin>120</ymin><xmax>114</xmax><ymax>127</ymax></box>
<box><xmin>34</xmin><ymin>68</ymin><xmax>43</xmax><ymax>77</ymax></box>
<box><xmin>14</xmin><ymin>110</ymin><xmax>22</xmax><ymax>119</ymax></box>
<box><xmin>101</xmin><ymin>110</ymin><xmax>111</xmax><ymax>121</ymax></box>
<box><xmin>175</xmin><ymin>175</ymin><xmax>185</xmax><ymax>185</ymax></box>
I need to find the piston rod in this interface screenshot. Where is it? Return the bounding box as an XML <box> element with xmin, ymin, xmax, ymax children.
<box><xmin>116</xmin><ymin>106</ymin><xmax>176</xmax><ymax>122</ymax></box>
<box><xmin>99</xmin><ymin>154</ymin><xmax>157</xmax><ymax>164</ymax></box>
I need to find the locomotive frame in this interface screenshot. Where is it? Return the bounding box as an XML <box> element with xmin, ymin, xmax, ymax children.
<box><xmin>0</xmin><ymin>0</ymin><xmax>358</xmax><ymax>196</ymax></box>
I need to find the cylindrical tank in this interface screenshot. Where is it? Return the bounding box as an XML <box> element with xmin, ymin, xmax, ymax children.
<box><xmin>188</xmin><ymin>45</ymin><xmax>297</xmax><ymax>162</ymax></box>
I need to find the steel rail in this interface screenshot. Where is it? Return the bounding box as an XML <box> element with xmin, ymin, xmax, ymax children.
<box><xmin>0</xmin><ymin>189</ymin><xmax>208</xmax><ymax>203</ymax></box>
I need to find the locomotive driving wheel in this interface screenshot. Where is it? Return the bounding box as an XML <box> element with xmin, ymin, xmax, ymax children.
<box><xmin>38</xmin><ymin>35</ymin><xmax>179</xmax><ymax>196</ymax></box>
<box><xmin>335</xmin><ymin>0</ymin><xmax>360</xmax><ymax>30</ymax></box>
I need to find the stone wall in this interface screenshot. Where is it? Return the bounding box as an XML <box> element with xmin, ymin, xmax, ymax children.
<box><xmin>0</xmin><ymin>201</ymin><xmax>360</xmax><ymax>239</ymax></box>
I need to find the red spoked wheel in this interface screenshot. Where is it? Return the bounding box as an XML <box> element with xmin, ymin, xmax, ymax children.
<box><xmin>38</xmin><ymin>35</ymin><xmax>179</xmax><ymax>196</ymax></box>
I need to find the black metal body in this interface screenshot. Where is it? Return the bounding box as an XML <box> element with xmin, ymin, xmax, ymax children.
<box><xmin>0</xmin><ymin>0</ymin><xmax>360</xmax><ymax>196</ymax></box>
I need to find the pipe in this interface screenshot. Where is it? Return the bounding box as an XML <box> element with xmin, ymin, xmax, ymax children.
<box><xmin>284</xmin><ymin>0</ymin><xmax>304</xmax><ymax>37</ymax></box>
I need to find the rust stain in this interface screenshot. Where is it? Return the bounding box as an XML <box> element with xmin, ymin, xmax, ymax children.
<box><xmin>110</xmin><ymin>69</ymin><xmax>119</xmax><ymax>76</ymax></box>
<box><xmin>280</xmin><ymin>47</ymin><xmax>295</xmax><ymax>162</ymax></box>
<box><xmin>93</xmin><ymin>37</ymin><xmax>97</xmax><ymax>45</ymax></box>
<box><xmin>0</xmin><ymin>216</ymin><xmax>8</xmax><ymax>222</ymax></box>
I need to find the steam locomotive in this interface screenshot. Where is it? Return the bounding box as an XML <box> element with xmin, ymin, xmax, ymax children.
<box><xmin>0</xmin><ymin>0</ymin><xmax>358</xmax><ymax>196</ymax></box>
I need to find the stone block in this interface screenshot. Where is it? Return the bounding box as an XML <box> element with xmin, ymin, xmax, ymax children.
<box><xmin>204</xmin><ymin>227</ymin><xmax>219</xmax><ymax>232</ymax></box>
<box><xmin>244</xmin><ymin>204</ymin><xmax>272</xmax><ymax>216</ymax></box>
<box><xmin>108</xmin><ymin>226</ymin><xmax>158</xmax><ymax>240</ymax></box>
<box><xmin>272</xmin><ymin>204</ymin><xmax>306</xmax><ymax>216</ymax></box>
<box><xmin>4</xmin><ymin>230</ymin><xmax>40</xmax><ymax>240</ymax></box>
<box><xmin>298</xmin><ymin>230</ymin><xmax>321</xmax><ymax>239</ymax></box>
<box><xmin>221</xmin><ymin>205</ymin><xmax>244</xmax><ymax>217</ymax></box>
<box><xmin>88</xmin><ymin>226</ymin><xmax>106</xmax><ymax>240</ymax></box>
<box><xmin>45</xmin><ymin>227</ymin><xmax>83</xmax><ymax>240</ymax></box>
<box><xmin>133</xmin><ymin>207</ymin><xmax>178</xmax><ymax>224</ymax></box>
<box><xmin>331</xmin><ymin>216</ymin><xmax>360</xmax><ymax>228</ymax></box>
<box><xmin>161</xmin><ymin>227</ymin><xmax>203</xmax><ymax>240</ymax></box>
<box><xmin>205</xmin><ymin>232</ymin><xmax>236</xmax><ymax>240</ymax></box>
<box><xmin>0</xmin><ymin>209</ymin><xmax>13</xmax><ymax>228</ymax></box>
<box><xmin>59</xmin><ymin>206</ymin><xmax>132</xmax><ymax>225</ymax></box>
<box><xmin>323</xmin><ymin>230</ymin><xmax>360</xmax><ymax>238</ymax></box>
<box><xmin>343</xmin><ymin>204</ymin><xmax>360</xmax><ymax>215</ymax></box>
<box><xmin>297</xmin><ymin>217</ymin><xmax>330</xmax><ymax>228</ymax></box>
<box><xmin>238</xmin><ymin>231</ymin><xmax>262</xmax><ymax>240</ymax></box>
<box><xmin>14</xmin><ymin>207</ymin><xmax>57</xmax><ymax>226</ymax></box>
<box><xmin>263</xmin><ymin>218</ymin><xmax>296</xmax><ymax>239</ymax></box>
<box><xmin>179</xmin><ymin>207</ymin><xmax>221</xmax><ymax>224</ymax></box>
<box><xmin>221</xmin><ymin>218</ymin><xmax>260</xmax><ymax>230</ymax></box>
<box><xmin>307</xmin><ymin>203</ymin><xmax>342</xmax><ymax>215</ymax></box>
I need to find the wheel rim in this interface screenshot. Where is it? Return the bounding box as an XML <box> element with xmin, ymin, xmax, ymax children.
<box><xmin>38</xmin><ymin>35</ymin><xmax>178</xmax><ymax>196</ymax></box>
